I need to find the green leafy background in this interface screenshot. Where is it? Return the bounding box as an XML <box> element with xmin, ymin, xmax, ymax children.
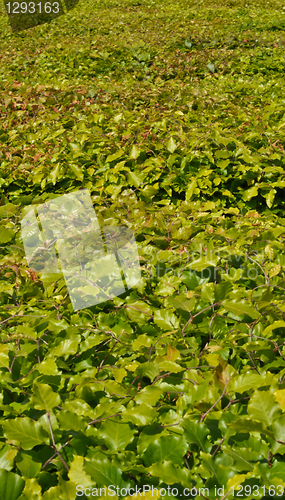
<box><xmin>1</xmin><ymin>0</ymin><xmax>285</xmax><ymax>498</ymax></box>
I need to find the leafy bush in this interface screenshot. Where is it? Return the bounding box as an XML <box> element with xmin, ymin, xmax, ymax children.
<box><xmin>1</xmin><ymin>0</ymin><xmax>285</xmax><ymax>498</ymax></box>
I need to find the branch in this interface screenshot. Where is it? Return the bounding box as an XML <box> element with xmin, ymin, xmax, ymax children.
<box><xmin>46</xmin><ymin>412</ymin><xmax>69</xmax><ymax>471</ymax></box>
<box><xmin>247</xmin><ymin>255</ymin><xmax>269</xmax><ymax>284</ymax></box>
<box><xmin>245</xmin><ymin>350</ymin><xmax>260</xmax><ymax>374</ymax></box>
<box><xmin>41</xmin><ymin>439</ymin><xmax>71</xmax><ymax>471</ymax></box>
<box><xmin>0</xmin><ymin>314</ymin><xmax>47</xmax><ymax>329</ymax></box>
<box><xmin>212</xmin><ymin>437</ymin><xmax>225</xmax><ymax>456</ymax></box>
<box><xmin>88</xmin><ymin>412</ymin><xmax>121</xmax><ymax>426</ymax></box>
<box><xmin>200</xmin><ymin>382</ymin><xmax>228</xmax><ymax>423</ymax></box>
<box><xmin>182</xmin><ymin>303</ymin><xmax>221</xmax><ymax>337</ymax></box>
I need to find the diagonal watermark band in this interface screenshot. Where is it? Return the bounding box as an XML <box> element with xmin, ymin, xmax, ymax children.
<box><xmin>21</xmin><ymin>190</ymin><xmax>141</xmax><ymax>311</ymax></box>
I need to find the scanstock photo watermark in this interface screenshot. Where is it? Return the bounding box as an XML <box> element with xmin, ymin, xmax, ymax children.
<box><xmin>76</xmin><ymin>484</ymin><xmax>285</xmax><ymax>498</ymax></box>
<box><xmin>3</xmin><ymin>0</ymin><xmax>79</xmax><ymax>31</ymax></box>
<box><xmin>146</xmin><ymin>246</ymin><xmax>266</xmax><ymax>282</ymax></box>
<box><xmin>21</xmin><ymin>189</ymin><xmax>141</xmax><ymax>311</ymax></box>
<box><xmin>76</xmin><ymin>485</ymin><xmax>212</xmax><ymax>498</ymax></box>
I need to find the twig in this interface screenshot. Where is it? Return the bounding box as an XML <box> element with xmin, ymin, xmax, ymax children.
<box><xmin>245</xmin><ymin>351</ymin><xmax>260</xmax><ymax>374</ymax></box>
<box><xmin>14</xmin><ymin>366</ymin><xmax>36</xmax><ymax>382</ymax></box>
<box><xmin>208</xmin><ymin>313</ymin><xmax>217</xmax><ymax>340</ymax></box>
<box><xmin>160</xmin><ymin>422</ymin><xmax>181</xmax><ymax>428</ymax></box>
<box><xmin>46</xmin><ymin>412</ymin><xmax>69</xmax><ymax>471</ymax></box>
<box><xmin>247</xmin><ymin>255</ymin><xmax>269</xmax><ymax>284</ymax></box>
<box><xmin>37</xmin><ymin>339</ymin><xmax>41</xmax><ymax>364</ymax></box>
<box><xmin>212</xmin><ymin>437</ymin><xmax>225</xmax><ymax>456</ymax></box>
<box><xmin>0</xmin><ymin>314</ymin><xmax>47</xmax><ymax>328</ymax></box>
<box><xmin>182</xmin><ymin>377</ymin><xmax>197</xmax><ymax>385</ymax></box>
<box><xmin>184</xmin><ymin>454</ymin><xmax>191</xmax><ymax>471</ymax></box>
<box><xmin>182</xmin><ymin>302</ymin><xmax>221</xmax><ymax>337</ymax></box>
<box><xmin>41</xmin><ymin>439</ymin><xmax>71</xmax><ymax>470</ymax></box>
<box><xmin>126</xmin><ymin>375</ymin><xmax>141</xmax><ymax>395</ymax></box>
<box><xmin>185</xmin><ymin>365</ymin><xmax>215</xmax><ymax>369</ymax></box>
<box><xmin>251</xmin><ymin>335</ymin><xmax>285</xmax><ymax>361</ymax></box>
<box><xmin>151</xmin><ymin>372</ymin><xmax>172</xmax><ymax>385</ymax></box>
<box><xmin>97</xmin><ymin>330</ymin><xmax>124</xmax><ymax>373</ymax></box>
<box><xmin>223</xmin><ymin>396</ymin><xmax>250</xmax><ymax>412</ymax></box>
<box><xmin>200</xmin><ymin>382</ymin><xmax>228</xmax><ymax>423</ymax></box>
<box><xmin>88</xmin><ymin>412</ymin><xmax>121</xmax><ymax>425</ymax></box>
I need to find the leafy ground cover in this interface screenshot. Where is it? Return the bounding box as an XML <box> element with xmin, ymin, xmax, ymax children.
<box><xmin>1</xmin><ymin>0</ymin><xmax>285</xmax><ymax>498</ymax></box>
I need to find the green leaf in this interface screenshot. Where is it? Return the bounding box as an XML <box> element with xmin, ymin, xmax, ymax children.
<box><xmin>227</xmin><ymin>473</ymin><xmax>252</xmax><ymax>492</ymax></box>
<box><xmin>270</xmin><ymin>459</ymin><xmax>285</xmax><ymax>480</ymax></box>
<box><xmin>57</xmin><ymin>411</ymin><xmax>87</xmax><ymax>432</ymax></box>
<box><xmin>135</xmin><ymin>386</ymin><xmax>163</xmax><ymax>406</ymax></box>
<box><xmin>189</xmin><ymin>256</ymin><xmax>218</xmax><ymax>271</ymax></box>
<box><xmin>222</xmin><ymin>299</ymin><xmax>260</xmax><ymax>319</ymax></box>
<box><xmin>167</xmin><ymin>294</ymin><xmax>196</xmax><ymax>312</ymax></box>
<box><xmin>217</xmin><ymin>159</ymin><xmax>230</xmax><ymax>170</ymax></box>
<box><xmin>135</xmin><ymin>362</ymin><xmax>160</xmax><ymax>382</ymax></box>
<box><xmin>274</xmin><ymin>388</ymin><xmax>285</xmax><ymax>410</ymax></box>
<box><xmin>132</xmin><ymin>334</ymin><xmax>152</xmax><ymax>351</ymax></box>
<box><xmin>121</xmin><ymin>403</ymin><xmax>157</xmax><ymax>425</ymax></box>
<box><xmin>271</xmin><ymin>415</ymin><xmax>285</xmax><ymax>453</ymax></box>
<box><xmin>62</xmin><ymin>400</ymin><xmax>95</xmax><ymax>419</ymax></box>
<box><xmin>207</xmin><ymin>62</ymin><xmax>215</xmax><ymax>73</ymax></box>
<box><xmin>84</xmin><ymin>457</ymin><xmax>131</xmax><ymax>489</ymax></box>
<box><xmin>266</xmin><ymin>188</ymin><xmax>276</xmax><ymax>208</ymax></box>
<box><xmin>157</xmin><ymin>360</ymin><xmax>184</xmax><ymax>373</ymax></box>
<box><xmin>153</xmin><ymin>310</ymin><xmax>179</xmax><ymax>331</ymax></box>
<box><xmin>247</xmin><ymin>391</ymin><xmax>281</xmax><ymax>426</ymax></box>
<box><xmin>68</xmin><ymin>455</ymin><xmax>92</xmax><ymax>488</ymax></box>
<box><xmin>142</xmin><ymin>435</ymin><xmax>188</xmax><ymax>466</ymax></box>
<box><xmin>229</xmin><ymin>418</ymin><xmax>274</xmax><ymax>439</ymax></box>
<box><xmin>147</xmin><ymin>461</ymin><xmax>192</xmax><ymax>487</ymax></box>
<box><xmin>214</xmin><ymin>282</ymin><xmax>233</xmax><ymax>302</ymax></box>
<box><xmin>127</xmin><ymin>171</ymin><xmax>144</xmax><ymax>187</ymax></box>
<box><xmin>106</xmin><ymin>149</ymin><xmax>124</xmax><ymax>163</ymax></box>
<box><xmin>17</xmin><ymin>478</ymin><xmax>42</xmax><ymax>500</ymax></box>
<box><xmin>49</xmin><ymin>338</ymin><xmax>79</xmax><ymax>358</ymax></box>
<box><xmin>98</xmin><ymin>418</ymin><xmax>135</xmax><ymax>451</ymax></box>
<box><xmin>0</xmin><ymin>445</ymin><xmax>16</xmax><ymax>471</ymax></box>
<box><xmin>2</xmin><ymin>417</ymin><xmax>49</xmax><ymax>450</ymax></box>
<box><xmin>222</xmin><ymin>446</ymin><xmax>254</xmax><ymax>473</ymax></box>
<box><xmin>15</xmin><ymin>452</ymin><xmax>42</xmax><ymax>479</ymax></box>
<box><xmin>69</xmin><ymin>163</ymin><xmax>84</xmax><ymax>181</ymax></box>
<box><xmin>269</xmin><ymin>264</ymin><xmax>281</xmax><ymax>277</ymax></box>
<box><xmin>49</xmin><ymin>163</ymin><xmax>61</xmax><ymax>185</ymax></box>
<box><xmin>0</xmin><ymin>346</ymin><xmax>10</xmax><ymax>369</ymax></box>
<box><xmin>57</xmin><ymin>475</ymin><xmax>77</xmax><ymax>499</ymax></box>
<box><xmin>0</xmin><ymin>227</ymin><xmax>15</xmax><ymax>243</ymax></box>
<box><xmin>201</xmin><ymin>283</ymin><xmax>215</xmax><ymax>303</ymax></box>
<box><xmin>183</xmin><ymin>419</ymin><xmax>211</xmax><ymax>453</ymax></box>
<box><xmin>37</xmin><ymin>358</ymin><xmax>59</xmax><ymax>376</ymax></box>
<box><xmin>0</xmin><ymin>204</ymin><xmax>17</xmax><ymax>219</ymax></box>
<box><xmin>181</xmin><ymin>270</ymin><xmax>204</xmax><ymax>289</ymax></box>
<box><xmin>243</xmin><ymin>185</ymin><xmax>259</xmax><ymax>201</ymax></box>
<box><xmin>262</xmin><ymin>320</ymin><xmax>285</xmax><ymax>338</ymax></box>
<box><xmin>0</xmin><ymin>470</ymin><xmax>25</xmax><ymax>500</ymax></box>
<box><xmin>155</xmin><ymin>274</ymin><xmax>181</xmax><ymax>296</ymax></box>
<box><xmin>125</xmin><ymin>301</ymin><xmax>152</xmax><ymax>324</ymax></box>
<box><xmin>42</xmin><ymin>487</ymin><xmax>60</xmax><ymax>500</ymax></box>
<box><xmin>229</xmin><ymin>372</ymin><xmax>274</xmax><ymax>394</ymax></box>
<box><xmin>31</xmin><ymin>382</ymin><xmax>61</xmax><ymax>412</ymax></box>
<box><xmin>198</xmin><ymin>452</ymin><xmax>235</xmax><ymax>487</ymax></box>
<box><xmin>166</xmin><ymin>137</ymin><xmax>177</xmax><ymax>153</ymax></box>
<box><xmin>129</xmin><ymin>145</ymin><xmax>140</xmax><ymax>159</ymax></box>
<box><xmin>185</xmin><ymin>179</ymin><xmax>197</xmax><ymax>201</ymax></box>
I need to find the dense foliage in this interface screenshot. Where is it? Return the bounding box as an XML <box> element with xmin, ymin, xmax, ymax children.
<box><xmin>1</xmin><ymin>0</ymin><xmax>285</xmax><ymax>498</ymax></box>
